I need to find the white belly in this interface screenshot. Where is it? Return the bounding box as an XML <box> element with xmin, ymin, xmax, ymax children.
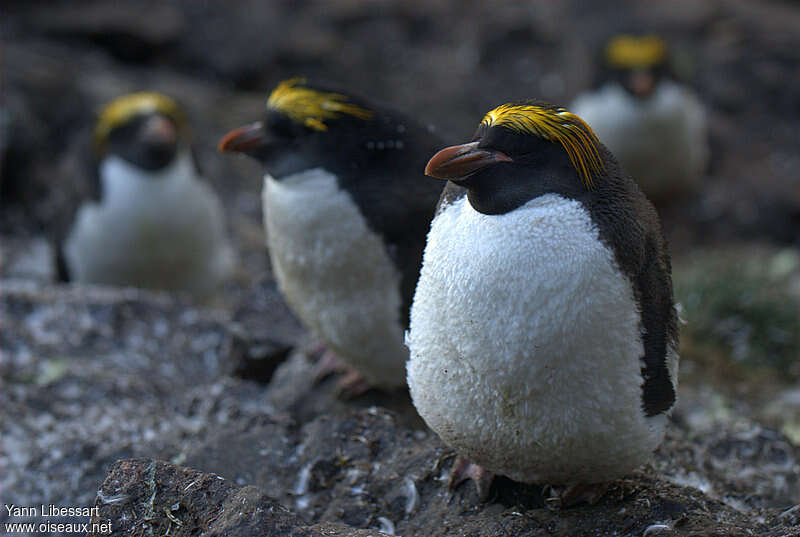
<box><xmin>64</xmin><ymin>154</ymin><xmax>234</xmax><ymax>297</ymax></box>
<box><xmin>263</xmin><ymin>168</ymin><xmax>407</xmax><ymax>386</ymax></box>
<box><xmin>407</xmin><ymin>194</ymin><xmax>667</xmax><ymax>484</ymax></box>
<box><xmin>570</xmin><ymin>81</ymin><xmax>708</xmax><ymax>200</ymax></box>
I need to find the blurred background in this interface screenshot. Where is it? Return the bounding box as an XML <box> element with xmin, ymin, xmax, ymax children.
<box><xmin>1</xmin><ymin>0</ymin><xmax>799</xmax><ymax>533</ymax></box>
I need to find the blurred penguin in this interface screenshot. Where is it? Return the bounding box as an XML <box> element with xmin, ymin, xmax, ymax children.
<box><xmin>570</xmin><ymin>34</ymin><xmax>709</xmax><ymax>204</ymax></box>
<box><xmin>219</xmin><ymin>78</ymin><xmax>444</xmax><ymax>394</ymax></box>
<box><xmin>57</xmin><ymin>92</ymin><xmax>234</xmax><ymax>298</ymax></box>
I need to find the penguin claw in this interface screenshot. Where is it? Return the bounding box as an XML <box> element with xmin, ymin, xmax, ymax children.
<box><xmin>448</xmin><ymin>456</ymin><xmax>495</xmax><ymax>502</ymax></box>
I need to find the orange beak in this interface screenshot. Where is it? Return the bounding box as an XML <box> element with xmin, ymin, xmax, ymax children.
<box><xmin>425</xmin><ymin>141</ymin><xmax>512</xmax><ymax>182</ymax></box>
<box><xmin>218</xmin><ymin>121</ymin><xmax>267</xmax><ymax>153</ymax></box>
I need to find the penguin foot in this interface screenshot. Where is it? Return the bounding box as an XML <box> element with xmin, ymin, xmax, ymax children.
<box><xmin>310</xmin><ymin>348</ymin><xmax>345</xmax><ymax>383</ymax></box>
<box><xmin>448</xmin><ymin>456</ymin><xmax>495</xmax><ymax>502</ymax></box>
<box><xmin>546</xmin><ymin>482</ymin><xmax>610</xmax><ymax>508</ymax></box>
<box><xmin>310</xmin><ymin>348</ymin><xmax>373</xmax><ymax>398</ymax></box>
<box><xmin>334</xmin><ymin>369</ymin><xmax>373</xmax><ymax>399</ymax></box>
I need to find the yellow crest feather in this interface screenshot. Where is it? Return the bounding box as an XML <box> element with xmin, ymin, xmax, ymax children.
<box><xmin>604</xmin><ymin>34</ymin><xmax>667</xmax><ymax>69</ymax></box>
<box><xmin>94</xmin><ymin>92</ymin><xmax>184</xmax><ymax>151</ymax></box>
<box><xmin>266</xmin><ymin>77</ymin><xmax>374</xmax><ymax>131</ymax></box>
<box><xmin>481</xmin><ymin>103</ymin><xmax>605</xmax><ymax>188</ymax></box>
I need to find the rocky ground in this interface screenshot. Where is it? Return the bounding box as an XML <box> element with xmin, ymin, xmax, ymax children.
<box><xmin>2</xmin><ymin>1</ymin><xmax>800</xmax><ymax>536</ymax></box>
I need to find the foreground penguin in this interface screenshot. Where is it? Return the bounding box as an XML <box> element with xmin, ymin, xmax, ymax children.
<box><xmin>570</xmin><ymin>34</ymin><xmax>708</xmax><ymax>203</ymax></box>
<box><xmin>406</xmin><ymin>100</ymin><xmax>679</xmax><ymax>503</ymax></box>
<box><xmin>58</xmin><ymin>92</ymin><xmax>234</xmax><ymax>298</ymax></box>
<box><xmin>219</xmin><ymin>78</ymin><xmax>444</xmax><ymax>393</ymax></box>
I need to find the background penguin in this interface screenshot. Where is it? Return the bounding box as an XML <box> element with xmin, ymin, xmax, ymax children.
<box><xmin>218</xmin><ymin>77</ymin><xmax>444</xmax><ymax>394</ymax></box>
<box><xmin>57</xmin><ymin>92</ymin><xmax>234</xmax><ymax>298</ymax></box>
<box><xmin>570</xmin><ymin>34</ymin><xmax>709</xmax><ymax>204</ymax></box>
<box><xmin>406</xmin><ymin>100</ymin><xmax>679</xmax><ymax>503</ymax></box>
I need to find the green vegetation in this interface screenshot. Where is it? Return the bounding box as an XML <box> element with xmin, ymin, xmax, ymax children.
<box><xmin>674</xmin><ymin>247</ymin><xmax>800</xmax><ymax>377</ymax></box>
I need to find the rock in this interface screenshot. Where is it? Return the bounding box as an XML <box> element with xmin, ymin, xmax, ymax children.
<box><xmin>764</xmin><ymin>388</ymin><xmax>800</xmax><ymax>446</ymax></box>
<box><xmin>227</xmin><ymin>277</ymin><xmax>304</xmax><ymax>384</ymax></box>
<box><xmin>3</xmin><ymin>277</ymin><xmax>800</xmax><ymax>536</ymax></box>
<box><xmin>88</xmin><ymin>459</ymin><xmax>389</xmax><ymax>537</ymax></box>
<box><xmin>92</xmin><ymin>412</ymin><xmax>795</xmax><ymax>537</ymax></box>
<box><xmin>264</xmin><ymin>351</ymin><xmax>426</xmax><ymax>430</ymax></box>
<box><xmin>29</xmin><ymin>3</ymin><xmax>184</xmax><ymax>62</ymax></box>
<box><xmin>0</xmin><ymin>280</ymin><xmax>232</xmax><ymax>383</ymax></box>
<box><xmin>0</xmin><ymin>235</ymin><xmax>56</xmax><ymax>281</ymax></box>
<box><xmin>0</xmin><ymin>43</ymin><xmax>89</xmax><ymax>234</ymax></box>
<box><xmin>0</xmin><ymin>279</ymin><xmax>287</xmax><ymax>535</ymax></box>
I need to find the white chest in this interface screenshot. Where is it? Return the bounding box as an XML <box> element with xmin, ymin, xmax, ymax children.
<box><xmin>407</xmin><ymin>194</ymin><xmax>667</xmax><ymax>484</ymax></box>
<box><xmin>64</xmin><ymin>154</ymin><xmax>233</xmax><ymax>296</ymax></box>
<box><xmin>262</xmin><ymin>168</ymin><xmax>407</xmax><ymax>386</ymax></box>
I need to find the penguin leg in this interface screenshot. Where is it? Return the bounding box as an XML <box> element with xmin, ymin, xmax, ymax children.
<box><xmin>547</xmin><ymin>482</ymin><xmax>610</xmax><ymax>508</ymax></box>
<box><xmin>449</xmin><ymin>455</ymin><xmax>495</xmax><ymax>502</ymax></box>
<box><xmin>334</xmin><ymin>368</ymin><xmax>373</xmax><ymax>399</ymax></box>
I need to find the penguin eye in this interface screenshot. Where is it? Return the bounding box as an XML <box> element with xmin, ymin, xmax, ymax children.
<box><xmin>266</xmin><ymin>111</ymin><xmax>301</xmax><ymax>139</ymax></box>
<box><xmin>479</xmin><ymin>126</ymin><xmax>529</xmax><ymax>157</ymax></box>
<box><xmin>471</xmin><ymin>123</ymin><xmax>488</xmax><ymax>142</ymax></box>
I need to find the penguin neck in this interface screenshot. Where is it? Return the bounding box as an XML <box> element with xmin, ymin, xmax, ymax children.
<box><xmin>100</xmin><ymin>150</ymin><xmax>196</xmax><ymax>204</ymax></box>
<box><xmin>264</xmin><ymin>151</ymin><xmax>319</xmax><ymax>179</ymax></box>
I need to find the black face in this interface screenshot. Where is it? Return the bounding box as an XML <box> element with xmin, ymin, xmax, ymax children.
<box><xmin>446</xmin><ymin>125</ymin><xmax>587</xmax><ymax>215</ymax></box>
<box><xmin>220</xmin><ymin>104</ymin><xmax>420</xmax><ymax>181</ymax></box>
<box><xmin>105</xmin><ymin>113</ymin><xmax>179</xmax><ymax>171</ymax></box>
<box><xmin>611</xmin><ymin>64</ymin><xmax>668</xmax><ymax>99</ymax></box>
<box><xmin>474</xmin><ymin>123</ymin><xmax>551</xmax><ymax>164</ymax></box>
<box><xmin>260</xmin><ymin>109</ymin><xmax>350</xmax><ymax>178</ymax></box>
<box><xmin>219</xmin><ymin>84</ymin><xmax>448</xmax><ymax>330</ymax></box>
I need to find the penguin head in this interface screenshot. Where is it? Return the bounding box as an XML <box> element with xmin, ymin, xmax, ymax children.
<box><xmin>600</xmin><ymin>34</ymin><xmax>670</xmax><ymax>99</ymax></box>
<box><xmin>218</xmin><ymin>77</ymin><xmax>395</xmax><ymax>178</ymax></box>
<box><xmin>426</xmin><ymin>101</ymin><xmax>606</xmax><ymax>214</ymax></box>
<box><xmin>94</xmin><ymin>92</ymin><xmax>187</xmax><ymax>171</ymax></box>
